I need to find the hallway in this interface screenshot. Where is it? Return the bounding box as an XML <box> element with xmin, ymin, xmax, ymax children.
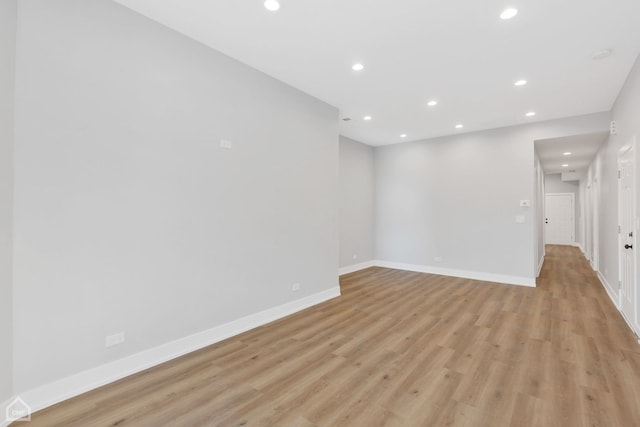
<box><xmin>534</xmin><ymin>245</ymin><xmax>640</xmax><ymax>426</ymax></box>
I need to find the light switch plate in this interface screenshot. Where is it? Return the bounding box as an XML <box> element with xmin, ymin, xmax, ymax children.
<box><xmin>520</xmin><ymin>200</ymin><xmax>531</xmax><ymax>207</ymax></box>
<box><xmin>515</xmin><ymin>215</ymin><xmax>525</xmax><ymax>224</ymax></box>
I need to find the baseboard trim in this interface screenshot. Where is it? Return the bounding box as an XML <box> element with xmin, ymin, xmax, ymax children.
<box><xmin>620</xmin><ymin>311</ymin><xmax>640</xmax><ymax>339</ymax></box>
<box><xmin>374</xmin><ymin>260</ymin><xmax>536</xmax><ymax>287</ymax></box>
<box><xmin>596</xmin><ymin>272</ymin><xmax>640</xmax><ymax>339</ymax></box>
<box><xmin>339</xmin><ymin>260</ymin><xmax>375</xmax><ymax>276</ymax></box>
<box><xmin>597</xmin><ymin>271</ymin><xmax>619</xmax><ymax>309</ymax></box>
<box><xmin>17</xmin><ymin>286</ymin><xmax>341</xmax><ymax>416</ymax></box>
<box><xmin>537</xmin><ymin>256</ymin><xmax>545</xmax><ymax>277</ymax></box>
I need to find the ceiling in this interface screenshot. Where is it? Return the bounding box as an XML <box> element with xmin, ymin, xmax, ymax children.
<box><xmin>114</xmin><ymin>0</ymin><xmax>640</xmax><ymax>146</ymax></box>
<box><xmin>535</xmin><ymin>132</ymin><xmax>609</xmax><ymax>175</ymax></box>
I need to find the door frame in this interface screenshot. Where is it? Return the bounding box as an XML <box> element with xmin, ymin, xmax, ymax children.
<box><xmin>544</xmin><ymin>192</ymin><xmax>576</xmax><ymax>246</ymax></box>
<box><xmin>592</xmin><ymin>179</ymin><xmax>600</xmax><ymax>271</ymax></box>
<box><xmin>617</xmin><ymin>139</ymin><xmax>637</xmax><ymax>329</ymax></box>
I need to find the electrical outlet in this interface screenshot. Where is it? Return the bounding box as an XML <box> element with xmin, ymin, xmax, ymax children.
<box><xmin>352</xmin><ymin>254</ymin><xmax>358</xmax><ymax>260</ymax></box>
<box><xmin>220</xmin><ymin>139</ymin><xmax>233</xmax><ymax>149</ymax></box>
<box><xmin>105</xmin><ymin>332</ymin><xmax>125</xmax><ymax>348</ymax></box>
<box><xmin>292</xmin><ymin>283</ymin><xmax>301</xmax><ymax>292</ymax></box>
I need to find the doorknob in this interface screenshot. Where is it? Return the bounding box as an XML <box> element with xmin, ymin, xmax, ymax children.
<box><xmin>625</xmin><ymin>244</ymin><xmax>633</xmax><ymax>249</ymax></box>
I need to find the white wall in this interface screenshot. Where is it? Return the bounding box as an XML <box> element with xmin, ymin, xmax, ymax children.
<box><xmin>339</xmin><ymin>136</ymin><xmax>374</xmax><ymax>270</ymax></box>
<box><xmin>544</xmin><ymin>174</ymin><xmax>580</xmax><ymax>246</ymax></box>
<box><xmin>534</xmin><ymin>154</ymin><xmax>545</xmax><ymax>275</ymax></box>
<box><xmin>13</xmin><ymin>0</ymin><xmax>339</xmax><ymax>394</ymax></box>
<box><xmin>0</xmin><ymin>0</ymin><xmax>17</xmax><ymax>405</ymax></box>
<box><xmin>588</xmin><ymin>54</ymin><xmax>640</xmax><ymax>332</ymax></box>
<box><xmin>375</xmin><ymin>113</ymin><xmax>610</xmax><ymax>285</ymax></box>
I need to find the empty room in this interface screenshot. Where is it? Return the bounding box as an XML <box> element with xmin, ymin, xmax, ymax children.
<box><xmin>2</xmin><ymin>0</ymin><xmax>640</xmax><ymax>426</ymax></box>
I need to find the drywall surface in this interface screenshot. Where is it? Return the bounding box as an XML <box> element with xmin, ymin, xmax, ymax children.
<box><xmin>339</xmin><ymin>136</ymin><xmax>374</xmax><ymax>269</ymax></box>
<box><xmin>589</xmin><ymin>54</ymin><xmax>640</xmax><ymax>319</ymax></box>
<box><xmin>375</xmin><ymin>112</ymin><xmax>610</xmax><ymax>283</ymax></box>
<box><xmin>13</xmin><ymin>0</ymin><xmax>339</xmax><ymax>392</ymax></box>
<box><xmin>0</xmin><ymin>0</ymin><xmax>17</xmax><ymax>404</ymax></box>
<box><xmin>535</xmin><ymin>154</ymin><xmax>545</xmax><ymax>276</ymax></box>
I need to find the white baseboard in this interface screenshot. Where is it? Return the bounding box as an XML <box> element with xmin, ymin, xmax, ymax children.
<box><xmin>596</xmin><ymin>273</ymin><xmax>640</xmax><ymax>340</ymax></box>
<box><xmin>373</xmin><ymin>260</ymin><xmax>536</xmax><ymax>287</ymax></box>
<box><xmin>16</xmin><ymin>286</ymin><xmax>341</xmax><ymax>416</ymax></box>
<box><xmin>620</xmin><ymin>311</ymin><xmax>640</xmax><ymax>339</ymax></box>
<box><xmin>537</xmin><ymin>256</ymin><xmax>545</xmax><ymax>277</ymax></box>
<box><xmin>597</xmin><ymin>271</ymin><xmax>619</xmax><ymax>309</ymax></box>
<box><xmin>339</xmin><ymin>260</ymin><xmax>375</xmax><ymax>276</ymax></box>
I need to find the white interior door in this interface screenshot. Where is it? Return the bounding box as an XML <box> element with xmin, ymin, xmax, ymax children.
<box><xmin>619</xmin><ymin>144</ymin><xmax>636</xmax><ymax>324</ymax></box>
<box><xmin>545</xmin><ymin>193</ymin><xmax>575</xmax><ymax>245</ymax></box>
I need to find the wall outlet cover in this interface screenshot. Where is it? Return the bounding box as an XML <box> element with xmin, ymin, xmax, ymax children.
<box><xmin>105</xmin><ymin>332</ymin><xmax>125</xmax><ymax>348</ymax></box>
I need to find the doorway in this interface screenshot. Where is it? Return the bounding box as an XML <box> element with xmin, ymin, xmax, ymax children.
<box><xmin>545</xmin><ymin>193</ymin><xmax>575</xmax><ymax>245</ymax></box>
<box><xmin>618</xmin><ymin>140</ymin><xmax>636</xmax><ymax>328</ymax></box>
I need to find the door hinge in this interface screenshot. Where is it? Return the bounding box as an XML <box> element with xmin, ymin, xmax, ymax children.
<box><xmin>618</xmin><ymin>170</ymin><xmax>621</xmax><ymax>179</ymax></box>
<box><xmin>619</xmin><ymin>281</ymin><xmax>622</xmax><ymax>289</ymax></box>
<box><xmin>618</xmin><ymin>225</ymin><xmax>621</xmax><ymax>234</ymax></box>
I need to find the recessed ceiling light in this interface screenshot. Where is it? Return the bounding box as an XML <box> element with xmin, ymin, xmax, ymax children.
<box><xmin>500</xmin><ymin>8</ymin><xmax>518</xmax><ymax>20</ymax></box>
<box><xmin>363</xmin><ymin>116</ymin><xmax>372</xmax><ymax>121</ymax></box>
<box><xmin>455</xmin><ymin>124</ymin><xmax>464</xmax><ymax>129</ymax></box>
<box><xmin>562</xmin><ymin>164</ymin><xmax>569</xmax><ymax>167</ymax></box>
<box><xmin>525</xmin><ymin>111</ymin><xmax>536</xmax><ymax>117</ymax></box>
<box><xmin>264</xmin><ymin>0</ymin><xmax>280</xmax><ymax>11</ymax></box>
<box><xmin>563</xmin><ymin>152</ymin><xmax>572</xmax><ymax>156</ymax></box>
<box><xmin>514</xmin><ymin>80</ymin><xmax>527</xmax><ymax>86</ymax></box>
<box><xmin>352</xmin><ymin>63</ymin><xmax>364</xmax><ymax>71</ymax></box>
<box><xmin>427</xmin><ymin>100</ymin><xmax>438</xmax><ymax>107</ymax></box>
<box><xmin>400</xmin><ymin>134</ymin><xmax>408</xmax><ymax>138</ymax></box>
<box><xmin>592</xmin><ymin>49</ymin><xmax>613</xmax><ymax>60</ymax></box>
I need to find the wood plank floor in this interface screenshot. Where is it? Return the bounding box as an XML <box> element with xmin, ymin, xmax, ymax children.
<box><xmin>22</xmin><ymin>245</ymin><xmax>640</xmax><ymax>426</ymax></box>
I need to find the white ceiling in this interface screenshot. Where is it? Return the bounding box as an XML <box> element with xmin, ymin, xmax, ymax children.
<box><xmin>114</xmin><ymin>0</ymin><xmax>640</xmax><ymax>146</ymax></box>
<box><xmin>535</xmin><ymin>132</ymin><xmax>609</xmax><ymax>174</ymax></box>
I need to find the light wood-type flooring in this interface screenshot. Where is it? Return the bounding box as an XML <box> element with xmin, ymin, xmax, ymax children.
<box><xmin>22</xmin><ymin>245</ymin><xmax>640</xmax><ymax>426</ymax></box>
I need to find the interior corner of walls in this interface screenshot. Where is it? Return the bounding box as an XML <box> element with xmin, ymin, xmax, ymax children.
<box><xmin>338</xmin><ymin>260</ymin><xmax>375</xmax><ymax>276</ymax></box>
<box><xmin>15</xmin><ymin>286</ymin><xmax>340</xmax><ymax>415</ymax></box>
<box><xmin>373</xmin><ymin>260</ymin><xmax>536</xmax><ymax>288</ymax></box>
